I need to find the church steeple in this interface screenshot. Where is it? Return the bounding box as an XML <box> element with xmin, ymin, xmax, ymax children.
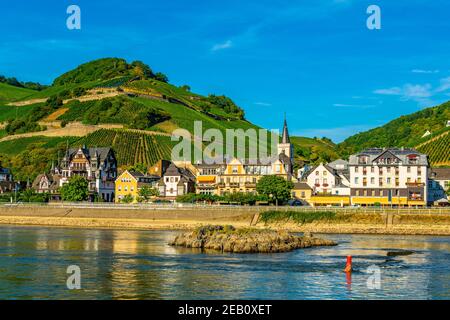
<box><xmin>281</xmin><ymin>113</ymin><xmax>290</xmax><ymax>144</ymax></box>
<box><xmin>278</xmin><ymin>113</ymin><xmax>293</xmax><ymax>175</ymax></box>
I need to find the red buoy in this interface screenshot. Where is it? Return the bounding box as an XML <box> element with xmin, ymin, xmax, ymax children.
<box><xmin>344</xmin><ymin>255</ymin><xmax>352</xmax><ymax>273</ymax></box>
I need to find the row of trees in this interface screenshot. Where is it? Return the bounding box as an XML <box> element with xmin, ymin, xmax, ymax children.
<box><xmin>0</xmin><ymin>74</ymin><xmax>47</xmax><ymax>91</ymax></box>
<box><xmin>4</xmin><ymin>171</ymin><xmax>294</xmax><ymax>205</ymax></box>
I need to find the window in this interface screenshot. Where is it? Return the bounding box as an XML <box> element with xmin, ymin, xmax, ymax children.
<box><xmin>354</xmin><ymin>177</ymin><xmax>359</xmax><ymax>184</ymax></box>
<box><xmin>371</xmin><ymin>177</ymin><xmax>375</xmax><ymax>184</ymax></box>
<box><xmin>323</xmin><ymin>171</ymin><xmax>327</xmax><ymax>176</ymax></box>
<box><xmin>315</xmin><ymin>171</ymin><xmax>319</xmax><ymax>175</ymax></box>
<box><xmin>371</xmin><ymin>166</ymin><xmax>375</xmax><ymax>173</ymax></box>
<box><xmin>356</xmin><ymin>190</ymin><xmax>360</xmax><ymax>196</ymax></box>
<box><xmin>355</xmin><ymin>166</ymin><xmax>359</xmax><ymax>173</ymax></box>
<box><xmin>387</xmin><ymin>177</ymin><xmax>391</xmax><ymax>184</ymax></box>
<box><xmin>407</xmin><ymin>167</ymin><xmax>411</xmax><ymax>173</ymax></box>
<box><xmin>232</xmin><ymin>166</ymin><xmax>238</xmax><ymax>174</ymax></box>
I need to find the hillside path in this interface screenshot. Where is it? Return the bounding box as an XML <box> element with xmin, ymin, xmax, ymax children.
<box><xmin>0</xmin><ymin>122</ymin><xmax>171</xmax><ymax>142</ymax></box>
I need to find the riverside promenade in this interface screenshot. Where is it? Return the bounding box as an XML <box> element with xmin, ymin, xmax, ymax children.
<box><xmin>0</xmin><ymin>203</ymin><xmax>450</xmax><ymax>235</ymax></box>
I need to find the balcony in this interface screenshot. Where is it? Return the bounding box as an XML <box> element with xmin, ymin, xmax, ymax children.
<box><xmin>229</xmin><ymin>182</ymin><xmax>240</xmax><ymax>188</ymax></box>
<box><xmin>218</xmin><ymin>183</ymin><xmax>225</xmax><ymax>188</ymax></box>
<box><xmin>244</xmin><ymin>182</ymin><xmax>256</xmax><ymax>188</ymax></box>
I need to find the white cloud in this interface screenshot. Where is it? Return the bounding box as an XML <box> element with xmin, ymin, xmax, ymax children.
<box><xmin>374</xmin><ymin>83</ymin><xmax>433</xmax><ymax>106</ymax></box>
<box><xmin>211</xmin><ymin>40</ymin><xmax>233</xmax><ymax>52</ymax></box>
<box><xmin>254</xmin><ymin>102</ymin><xmax>272</xmax><ymax>106</ymax></box>
<box><xmin>411</xmin><ymin>69</ymin><xmax>439</xmax><ymax>74</ymax></box>
<box><xmin>373</xmin><ymin>87</ymin><xmax>402</xmax><ymax>95</ymax></box>
<box><xmin>333</xmin><ymin>103</ymin><xmax>375</xmax><ymax>109</ymax></box>
<box><xmin>436</xmin><ymin>76</ymin><xmax>450</xmax><ymax>93</ymax></box>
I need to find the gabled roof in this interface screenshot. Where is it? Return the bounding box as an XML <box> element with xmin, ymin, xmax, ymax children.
<box><xmin>305</xmin><ymin>163</ymin><xmax>340</xmax><ymax>179</ymax></box>
<box><xmin>293</xmin><ymin>182</ymin><xmax>311</xmax><ymax>190</ymax></box>
<box><xmin>348</xmin><ymin>148</ymin><xmax>428</xmax><ymax>166</ymax></box>
<box><xmin>64</xmin><ymin>147</ymin><xmax>114</xmax><ymax>163</ymax></box>
<box><xmin>32</xmin><ymin>173</ymin><xmax>62</xmax><ymax>190</ymax></box>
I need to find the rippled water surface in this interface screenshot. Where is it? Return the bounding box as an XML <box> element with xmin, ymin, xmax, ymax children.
<box><xmin>0</xmin><ymin>225</ymin><xmax>449</xmax><ymax>299</ymax></box>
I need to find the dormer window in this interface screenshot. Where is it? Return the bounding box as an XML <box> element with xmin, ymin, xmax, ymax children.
<box><xmin>358</xmin><ymin>155</ymin><xmax>369</xmax><ymax>164</ymax></box>
<box><xmin>407</xmin><ymin>154</ymin><xmax>418</xmax><ymax>164</ymax></box>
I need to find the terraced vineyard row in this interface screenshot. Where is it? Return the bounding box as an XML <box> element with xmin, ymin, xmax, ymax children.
<box><xmin>417</xmin><ymin>132</ymin><xmax>450</xmax><ymax>166</ymax></box>
<box><xmin>76</xmin><ymin>129</ymin><xmax>174</xmax><ymax>167</ymax></box>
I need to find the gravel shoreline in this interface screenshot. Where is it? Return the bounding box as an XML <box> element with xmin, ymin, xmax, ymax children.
<box><xmin>0</xmin><ymin>215</ymin><xmax>450</xmax><ymax>235</ymax></box>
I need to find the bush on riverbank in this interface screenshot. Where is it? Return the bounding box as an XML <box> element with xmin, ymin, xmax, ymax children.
<box><xmin>260</xmin><ymin>210</ymin><xmax>338</xmax><ymax>224</ymax></box>
<box><xmin>260</xmin><ymin>210</ymin><xmax>389</xmax><ymax>225</ymax></box>
<box><xmin>176</xmin><ymin>192</ymin><xmax>268</xmax><ymax>205</ymax></box>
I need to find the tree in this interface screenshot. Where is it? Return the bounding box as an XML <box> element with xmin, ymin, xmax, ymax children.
<box><xmin>121</xmin><ymin>194</ymin><xmax>134</xmax><ymax>203</ymax></box>
<box><xmin>154</xmin><ymin>72</ymin><xmax>169</xmax><ymax>83</ymax></box>
<box><xmin>256</xmin><ymin>175</ymin><xmax>294</xmax><ymax>205</ymax></box>
<box><xmin>138</xmin><ymin>186</ymin><xmax>159</xmax><ymax>202</ymax></box>
<box><xmin>131</xmin><ymin>60</ymin><xmax>154</xmax><ymax>79</ymax></box>
<box><xmin>60</xmin><ymin>175</ymin><xmax>89</xmax><ymax>201</ymax></box>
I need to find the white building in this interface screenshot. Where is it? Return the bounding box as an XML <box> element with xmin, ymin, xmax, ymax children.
<box><xmin>306</xmin><ymin>160</ymin><xmax>350</xmax><ymax>196</ymax></box>
<box><xmin>348</xmin><ymin>148</ymin><xmax>428</xmax><ymax>206</ymax></box>
<box><xmin>157</xmin><ymin>162</ymin><xmax>195</xmax><ymax>198</ymax></box>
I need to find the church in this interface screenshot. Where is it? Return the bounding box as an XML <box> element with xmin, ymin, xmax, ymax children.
<box><xmin>194</xmin><ymin>117</ymin><xmax>294</xmax><ymax>195</ymax></box>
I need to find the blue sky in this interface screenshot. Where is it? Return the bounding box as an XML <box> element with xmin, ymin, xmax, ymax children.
<box><xmin>1</xmin><ymin>0</ymin><xmax>450</xmax><ymax>142</ymax></box>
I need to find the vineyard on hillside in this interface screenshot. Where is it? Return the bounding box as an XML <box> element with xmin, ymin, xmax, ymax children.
<box><xmin>76</xmin><ymin>129</ymin><xmax>175</xmax><ymax>167</ymax></box>
<box><xmin>416</xmin><ymin>131</ymin><xmax>450</xmax><ymax>166</ymax></box>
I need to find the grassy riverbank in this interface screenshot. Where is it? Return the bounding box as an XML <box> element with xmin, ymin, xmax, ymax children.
<box><xmin>0</xmin><ymin>205</ymin><xmax>450</xmax><ymax>235</ymax></box>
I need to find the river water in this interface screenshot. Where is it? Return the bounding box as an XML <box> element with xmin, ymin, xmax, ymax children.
<box><xmin>0</xmin><ymin>225</ymin><xmax>449</xmax><ymax>299</ymax></box>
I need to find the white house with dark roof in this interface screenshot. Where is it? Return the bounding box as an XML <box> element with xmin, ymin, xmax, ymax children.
<box><xmin>33</xmin><ymin>145</ymin><xmax>118</xmax><ymax>202</ymax></box>
<box><xmin>306</xmin><ymin>162</ymin><xmax>350</xmax><ymax>195</ymax></box>
<box><xmin>157</xmin><ymin>162</ymin><xmax>195</xmax><ymax>197</ymax></box>
<box><xmin>348</xmin><ymin>148</ymin><xmax>429</xmax><ymax>206</ymax></box>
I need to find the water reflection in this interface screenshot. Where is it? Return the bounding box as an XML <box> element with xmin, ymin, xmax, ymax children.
<box><xmin>0</xmin><ymin>226</ymin><xmax>449</xmax><ymax>299</ymax></box>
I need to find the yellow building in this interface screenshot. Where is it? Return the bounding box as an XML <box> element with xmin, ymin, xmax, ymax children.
<box><xmin>115</xmin><ymin>170</ymin><xmax>159</xmax><ymax>203</ymax></box>
<box><xmin>216</xmin><ymin>157</ymin><xmax>292</xmax><ymax>195</ymax></box>
<box><xmin>292</xmin><ymin>182</ymin><xmax>312</xmax><ymax>201</ymax></box>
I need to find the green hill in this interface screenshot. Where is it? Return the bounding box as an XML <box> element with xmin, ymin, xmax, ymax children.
<box><xmin>291</xmin><ymin>136</ymin><xmax>340</xmax><ymax>165</ymax></box>
<box><xmin>416</xmin><ymin>127</ymin><xmax>450</xmax><ymax>167</ymax></box>
<box><xmin>0</xmin><ymin>83</ymin><xmax>36</xmax><ymax>104</ymax></box>
<box><xmin>338</xmin><ymin>101</ymin><xmax>450</xmax><ymax>155</ymax></box>
<box><xmin>0</xmin><ymin>57</ymin><xmax>299</xmax><ymax>180</ymax></box>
